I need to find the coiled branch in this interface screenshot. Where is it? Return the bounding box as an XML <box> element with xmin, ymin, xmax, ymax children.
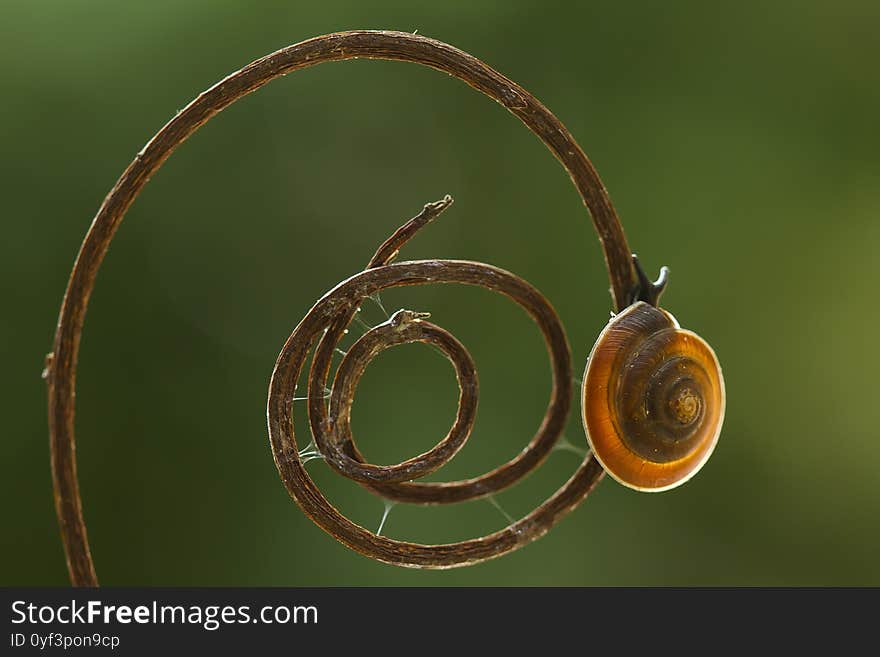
<box><xmin>269</xmin><ymin>195</ymin><xmax>600</xmax><ymax>567</ymax></box>
<box><xmin>46</xmin><ymin>30</ymin><xmax>638</xmax><ymax>584</ymax></box>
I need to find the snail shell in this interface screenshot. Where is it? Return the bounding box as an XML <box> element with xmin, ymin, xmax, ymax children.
<box><xmin>582</xmin><ymin>301</ymin><xmax>725</xmax><ymax>492</ymax></box>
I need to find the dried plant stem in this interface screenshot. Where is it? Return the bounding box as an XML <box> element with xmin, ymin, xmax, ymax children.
<box><xmin>269</xmin><ymin>197</ymin><xmax>603</xmax><ymax>567</ymax></box>
<box><xmin>47</xmin><ymin>30</ymin><xmax>637</xmax><ymax>585</ymax></box>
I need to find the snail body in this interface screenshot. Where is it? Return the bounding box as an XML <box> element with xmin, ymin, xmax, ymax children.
<box><xmin>582</xmin><ymin>301</ymin><xmax>725</xmax><ymax>492</ymax></box>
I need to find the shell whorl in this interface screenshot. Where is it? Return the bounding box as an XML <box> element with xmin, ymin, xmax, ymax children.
<box><xmin>582</xmin><ymin>302</ymin><xmax>725</xmax><ymax>492</ymax></box>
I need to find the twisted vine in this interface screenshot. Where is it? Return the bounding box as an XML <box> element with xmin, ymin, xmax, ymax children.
<box><xmin>46</xmin><ymin>30</ymin><xmax>639</xmax><ymax>584</ymax></box>
<box><xmin>270</xmin><ymin>195</ymin><xmax>585</xmax><ymax>566</ymax></box>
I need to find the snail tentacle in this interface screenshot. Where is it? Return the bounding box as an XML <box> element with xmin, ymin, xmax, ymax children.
<box><xmin>631</xmin><ymin>254</ymin><xmax>670</xmax><ymax>307</ymax></box>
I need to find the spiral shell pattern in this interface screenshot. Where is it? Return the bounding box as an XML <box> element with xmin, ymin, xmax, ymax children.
<box><xmin>581</xmin><ymin>302</ymin><xmax>725</xmax><ymax>491</ymax></box>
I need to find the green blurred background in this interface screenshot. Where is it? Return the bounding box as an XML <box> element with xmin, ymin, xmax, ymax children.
<box><xmin>3</xmin><ymin>1</ymin><xmax>878</xmax><ymax>586</ymax></box>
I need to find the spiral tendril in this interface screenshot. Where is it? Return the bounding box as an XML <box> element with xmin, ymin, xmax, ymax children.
<box><xmin>267</xmin><ymin>195</ymin><xmax>607</xmax><ymax>567</ymax></box>
<box><xmin>47</xmin><ymin>30</ymin><xmax>638</xmax><ymax>584</ymax></box>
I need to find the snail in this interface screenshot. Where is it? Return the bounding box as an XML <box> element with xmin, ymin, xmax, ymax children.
<box><xmin>582</xmin><ymin>257</ymin><xmax>725</xmax><ymax>491</ymax></box>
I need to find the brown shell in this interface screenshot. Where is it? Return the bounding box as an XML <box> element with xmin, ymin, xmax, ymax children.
<box><xmin>582</xmin><ymin>302</ymin><xmax>725</xmax><ymax>491</ymax></box>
